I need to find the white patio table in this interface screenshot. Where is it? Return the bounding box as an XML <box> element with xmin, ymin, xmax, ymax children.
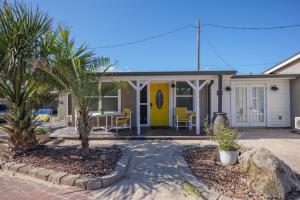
<box><xmin>91</xmin><ymin>112</ymin><xmax>121</xmax><ymax>132</ymax></box>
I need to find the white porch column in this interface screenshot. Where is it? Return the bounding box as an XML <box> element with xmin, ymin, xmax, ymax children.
<box><xmin>195</xmin><ymin>80</ymin><xmax>200</xmax><ymax>135</ymax></box>
<box><xmin>136</xmin><ymin>80</ymin><xmax>141</xmax><ymax>136</ymax></box>
<box><xmin>186</xmin><ymin>80</ymin><xmax>210</xmax><ymax>135</ymax></box>
<box><xmin>127</xmin><ymin>80</ymin><xmax>149</xmax><ymax>136</ymax></box>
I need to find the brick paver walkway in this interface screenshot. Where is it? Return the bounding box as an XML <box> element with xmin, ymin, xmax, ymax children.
<box><xmin>0</xmin><ymin>172</ymin><xmax>95</xmax><ymax>200</ymax></box>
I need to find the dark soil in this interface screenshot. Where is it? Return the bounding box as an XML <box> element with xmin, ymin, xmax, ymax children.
<box><xmin>0</xmin><ymin>143</ymin><xmax>122</xmax><ymax>177</ymax></box>
<box><xmin>182</xmin><ymin>146</ymin><xmax>263</xmax><ymax>199</ymax></box>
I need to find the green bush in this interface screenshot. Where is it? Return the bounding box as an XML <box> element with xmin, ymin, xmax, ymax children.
<box><xmin>36</xmin><ymin>127</ymin><xmax>48</xmax><ymax>136</ymax></box>
<box><xmin>211</xmin><ymin>125</ymin><xmax>240</xmax><ymax>151</ymax></box>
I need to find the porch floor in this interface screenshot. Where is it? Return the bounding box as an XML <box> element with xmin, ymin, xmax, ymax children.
<box><xmin>50</xmin><ymin>126</ymin><xmax>208</xmax><ymax>140</ymax></box>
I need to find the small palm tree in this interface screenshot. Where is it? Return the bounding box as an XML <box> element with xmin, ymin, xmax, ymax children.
<box><xmin>0</xmin><ymin>3</ymin><xmax>52</xmax><ymax>152</ymax></box>
<box><xmin>35</xmin><ymin>28</ymin><xmax>115</xmax><ymax>158</ymax></box>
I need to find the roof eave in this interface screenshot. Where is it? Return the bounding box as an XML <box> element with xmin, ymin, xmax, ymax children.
<box><xmin>231</xmin><ymin>74</ymin><xmax>300</xmax><ymax>79</ymax></box>
<box><xmin>97</xmin><ymin>70</ymin><xmax>237</xmax><ymax>77</ymax></box>
<box><xmin>263</xmin><ymin>51</ymin><xmax>300</xmax><ymax>74</ymax></box>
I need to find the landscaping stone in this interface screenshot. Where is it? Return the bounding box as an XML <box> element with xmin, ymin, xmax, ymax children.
<box><xmin>239</xmin><ymin>148</ymin><xmax>300</xmax><ymax>199</ymax></box>
<box><xmin>218</xmin><ymin>195</ymin><xmax>237</xmax><ymax>200</ymax></box>
<box><xmin>52</xmin><ymin>137</ymin><xmax>65</xmax><ymax>145</ymax></box>
<box><xmin>18</xmin><ymin>164</ymin><xmax>34</xmax><ymax>175</ymax></box>
<box><xmin>101</xmin><ymin>172</ymin><xmax>121</xmax><ymax>187</ymax></box>
<box><xmin>61</xmin><ymin>174</ymin><xmax>81</xmax><ymax>186</ymax></box>
<box><xmin>0</xmin><ymin>161</ymin><xmax>5</xmax><ymax>169</ymax></box>
<box><xmin>75</xmin><ymin>176</ymin><xmax>93</xmax><ymax>189</ymax></box>
<box><xmin>9</xmin><ymin>163</ymin><xmax>27</xmax><ymax>172</ymax></box>
<box><xmin>2</xmin><ymin>162</ymin><xmax>14</xmax><ymax>171</ymax></box>
<box><xmin>36</xmin><ymin>169</ymin><xmax>56</xmax><ymax>181</ymax></box>
<box><xmin>48</xmin><ymin>171</ymin><xmax>68</xmax><ymax>184</ymax></box>
<box><xmin>86</xmin><ymin>179</ymin><xmax>103</xmax><ymax>190</ymax></box>
<box><xmin>27</xmin><ymin>167</ymin><xmax>45</xmax><ymax>177</ymax></box>
<box><xmin>114</xmin><ymin>164</ymin><xmax>126</xmax><ymax>176</ymax></box>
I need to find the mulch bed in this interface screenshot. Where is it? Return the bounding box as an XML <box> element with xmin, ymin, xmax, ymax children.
<box><xmin>0</xmin><ymin>143</ymin><xmax>122</xmax><ymax>177</ymax></box>
<box><xmin>182</xmin><ymin>146</ymin><xmax>263</xmax><ymax>199</ymax></box>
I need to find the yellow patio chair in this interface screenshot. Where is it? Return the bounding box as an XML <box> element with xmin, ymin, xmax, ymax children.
<box><xmin>112</xmin><ymin>108</ymin><xmax>132</xmax><ymax>132</ymax></box>
<box><xmin>175</xmin><ymin>107</ymin><xmax>192</xmax><ymax>131</ymax></box>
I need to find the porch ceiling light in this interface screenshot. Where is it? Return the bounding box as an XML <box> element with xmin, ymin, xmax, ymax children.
<box><xmin>171</xmin><ymin>83</ymin><xmax>176</xmax><ymax>88</ymax></box>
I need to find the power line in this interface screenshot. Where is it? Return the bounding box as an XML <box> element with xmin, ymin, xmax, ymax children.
<box><xmin>90</xmin><ymin>25</ymin><xmax>194</xmax><ymax>49</ymax></box>
<box><xmin>202</xmin><ymin>33</ymin><xmax>232</xmax><ymax>69</ymax></box>
<box><xmin>201</xmin><ymin>23</ymin><xmax>300</xmax><ymax>30</ymax></box>
<box><xmin>90</xmin><ymin>23</ymin><xmax>300</xmax><ymax>49</ymax></box>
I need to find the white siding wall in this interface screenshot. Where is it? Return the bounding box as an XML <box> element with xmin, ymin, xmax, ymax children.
<box><xmin>266</xmin><ymin>80</ymin><xmax>290</xmax><ymax>127</ymax></box>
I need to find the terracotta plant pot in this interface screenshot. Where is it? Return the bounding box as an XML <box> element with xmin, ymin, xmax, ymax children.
<box><xmin>219</xmin><ymin>149</ymin><xmax>239</xmax><ymax>165</ymax></box>
<box><xmin>36</xmin><ymin>133</ymin><xmax>50</xmax><ymax>144</ymax></box>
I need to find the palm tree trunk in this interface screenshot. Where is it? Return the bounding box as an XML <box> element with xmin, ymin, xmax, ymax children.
<box><xmin>77</xmin><ymin>106</ymin><xmax>92</xmax><ymax>159</ymax></box>
<box><xmin>1</xmin><ymin>102</ymin><xmax>36</xmax><ymax>153</ymax></box>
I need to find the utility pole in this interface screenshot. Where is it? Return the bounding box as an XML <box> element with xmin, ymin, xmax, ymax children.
<box><xmin>196</xmin><ymin>19</ymin><xmax>200</xmax><ymax>71</ymax></box>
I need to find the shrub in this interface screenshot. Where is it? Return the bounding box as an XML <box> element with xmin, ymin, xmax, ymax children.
<box><xmin>36</xmin><ymin>127</ymin><xmax>48</xmax><ymax>136</ymax></box>
<box><xmin>203</xmin><ymin>115</ymin><xmax>214</xmax><ymax>136</ymax></box>
<box><xmin>211</xmin><ymin>125</ymin><xmax>240</xmax><ymax>151</ymax></box>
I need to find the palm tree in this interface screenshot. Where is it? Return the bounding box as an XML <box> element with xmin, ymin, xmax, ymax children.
<box><xmin>0</xmin><ymin>3</ymin><xmax>52</xmax><ymax>152</ymax></box>
<box><xmin>35</xmin><ymin>28</ymin><xmax>115</xmax><ymax>158</ymax></box>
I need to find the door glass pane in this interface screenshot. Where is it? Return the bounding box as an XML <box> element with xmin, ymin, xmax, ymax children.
<box><xmin>235</xmin><ymin>87</ymin><xmax>247</xmax><ymax>122</ymax></box>
<box><xmin>251</xmin><ymin>87</ymin><xmax>264</xmax><ymax>123</ymax></box>
<box><xmin>140</xmin><ymin>85</ymin><xmax>148</xmax><ymax>124</ymax></box>
<box><xmin>156</xmin><ymin>89</ymin><xmax>164</xmax><ymax>109</ymax></box>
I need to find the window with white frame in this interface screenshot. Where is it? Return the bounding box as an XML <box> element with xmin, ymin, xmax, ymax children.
<box><xmin>176</xmin><ymin>81</ymin><xmax>193</xmax><ymax>111</ymax></box>
<box><xmin>101</xmin><ymin>82</ymin><xmax>120</xmax><ymax>112</ymax></box>
<box><xmin>87</xmin><ymin>86</ymin><xmax>100</xmax><ymax>112</ymax></box>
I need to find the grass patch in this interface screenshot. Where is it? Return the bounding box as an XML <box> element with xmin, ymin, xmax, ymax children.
<box><xmin>183</xmin><ymin>180</ymin><xmax>206</xmax><ymax>199</ymax></box>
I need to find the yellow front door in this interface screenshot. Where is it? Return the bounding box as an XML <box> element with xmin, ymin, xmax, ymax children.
<box><xmin>150</xmin><ymin>83</ymin><xmax>169</xmax><ymax>126</ymax></box>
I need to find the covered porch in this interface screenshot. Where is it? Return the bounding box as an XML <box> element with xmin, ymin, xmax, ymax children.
<box><xmin>93</xmin><ymin>71</ymin><xmax>231</xmax><ymax>136</ymax></box>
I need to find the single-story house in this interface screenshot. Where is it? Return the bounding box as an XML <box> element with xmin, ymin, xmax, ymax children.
<box><xmin>57</xmin><ymin>59</ymin><xmax>300</xmax><ymax>135</ymax></box>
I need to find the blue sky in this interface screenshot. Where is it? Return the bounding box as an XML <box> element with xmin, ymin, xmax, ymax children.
<box><xmin>18</xmin><ymin>0</ymin><xmax>300</xmax><ymax>74</ymax></box>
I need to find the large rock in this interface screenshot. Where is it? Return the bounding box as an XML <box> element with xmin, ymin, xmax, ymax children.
<box><xmin>239</xmin><ymin>148</ymin><xmax>300</xmax><ymax>199</ymax></box>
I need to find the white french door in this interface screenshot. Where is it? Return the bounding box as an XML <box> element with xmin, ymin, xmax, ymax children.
<box><xmin>232</xmin><ymin>84</ymin><xmax>266</xmax><ymax>127</ymax></box>
<box><xmin>250</xmin><ymin>85</ymin><xmax>266</xmax><ymax>126</ymax></box>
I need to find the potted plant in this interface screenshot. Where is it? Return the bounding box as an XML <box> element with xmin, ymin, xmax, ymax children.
<box><xmin>36</xmin><ymin>127</ymin><xmax>50</xmax><ymax>144</ymax></box>
<box><xmin>211</xmin><ymin>125</ymin><xmax>240</xmax><ymax>165</ymax></box>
